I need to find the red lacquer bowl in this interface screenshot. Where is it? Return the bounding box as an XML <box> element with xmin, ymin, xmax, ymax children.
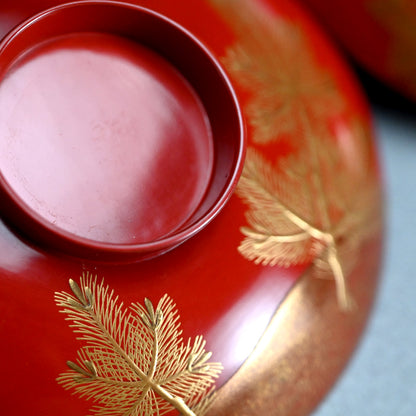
<box><xmin>0</xmin><ymin>1</ymin><xmax>383</xmax><ymax>416</ymax></box>
<box><xmin>298</xmin><ymin>0</ymin><xmax>416</xmax><ymax>100</ymax></box>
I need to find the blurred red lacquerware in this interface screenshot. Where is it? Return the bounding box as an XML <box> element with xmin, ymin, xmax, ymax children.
<box><xmin>299</xmin><ymin>0</ymin><xmax>416</xmax><ymax>100</ymax></box>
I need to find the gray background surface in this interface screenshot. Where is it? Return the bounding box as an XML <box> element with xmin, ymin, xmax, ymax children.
<box><xmin>313</xmin><ymin>73</ymin><xmax>416</xmax><ymax>416</ymax></box>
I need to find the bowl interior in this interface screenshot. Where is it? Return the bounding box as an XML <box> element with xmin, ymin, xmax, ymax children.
<box><xmin>0</xmin><ymin>1</ymin><xmax>244</xmax><ymax>261</ymax></box>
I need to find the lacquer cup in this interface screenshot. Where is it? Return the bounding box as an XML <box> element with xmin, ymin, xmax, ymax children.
<box><xmin>0</xmin><ymin>1</ymin><xmax>245</xmax><ymax>262</ymax></box>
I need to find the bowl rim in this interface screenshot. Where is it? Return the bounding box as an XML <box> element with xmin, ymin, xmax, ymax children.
<box><xmin>0</xmin><ymin>0</ymin><xmax>246</xmax><ymax>262</ymax></box>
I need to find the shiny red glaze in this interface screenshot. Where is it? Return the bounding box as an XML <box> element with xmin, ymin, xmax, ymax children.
<box><xmin>0</xmin><ymin>32</ymin><xmax>214</xmax><ymax>244</ymax></box>
<box><xmin>0</xmin><ymin>1</ymin><xmax>383</xmax><ymax>415</ymax></box>
<box><xmin>0</xmin><ymin>2</ymin><xmax>245</xmax><ymax>261</ymax></box>
<box><xmin>298</xmin><ymin>0</ymin><xmax>416</xmax><ymax>100</ymax></box>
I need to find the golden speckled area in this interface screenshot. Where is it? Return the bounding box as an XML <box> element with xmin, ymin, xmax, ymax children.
<box><xmin>207</xmin><ymin>233</ymin><xmax>382</xmax><ymax>416</ymax></box>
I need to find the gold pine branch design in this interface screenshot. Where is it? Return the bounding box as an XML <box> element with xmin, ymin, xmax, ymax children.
<box><xmin>237</xmin><ymin>142</ymin><xmax>379</xmax><ymax>310</ymax></box>
<box><xmin>369</xmin><ymin>0</ymin><xmax>416</xmax><ymax>95</ymax></box>
<box><xmin>209</xmin><ymin>0</ymin><xmax>381</xmax><ymax>310</ymax></box>
<box><xmin>55</xmin><ymin>274</ymin><xmax>222</xmax><ymax>416</ymax></box>
<box><xmin>211</xmin><ymin>0</ymin><xmax>344</xmax><ymax>145</ymax></box>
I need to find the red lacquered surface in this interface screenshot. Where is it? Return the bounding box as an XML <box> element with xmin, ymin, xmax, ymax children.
<box><xmin>0</xmin><ymin>2</ymin><xmax>245</xmax><ymax>261</ymax></box>
<box><xmin>0</xmin><ymin>196</ymin><xmax>299</xmax><ymax>415</ymax></box>
<box><xmin>298</xmin><ymin>0</ymin><xmax>416</xmax><ymax>100</ymax></box>
<box><xmin>0</xmin><ymin>1</ymin><xmax>384</xmax><ymax>415</ymax></box>
<box><xmin>0</xmin><ymin>32</ymin><xmax>213</xmax><ymax>244</ymax></box>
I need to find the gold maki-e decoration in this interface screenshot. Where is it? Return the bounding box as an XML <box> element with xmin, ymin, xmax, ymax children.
<box><xmin>236</xmin><ymin>140</ymin><xmax>379</xmax><ymax>311</ymax></box>
<box><xmin>210</xmin><ymin>0</ymin><xmax>380</xmax><ymax>310</ymax></box>
<box><xmin>55</xmin><ymin>274</ymin><xmax>222</xmax><ymax>416</ymax></box>
<box><xmin>210</xmin><ymin>0</ymin><xmax>345</xmax><ymax>145</ymax></box>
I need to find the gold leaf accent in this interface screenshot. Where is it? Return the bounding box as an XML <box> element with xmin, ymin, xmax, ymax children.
<box><xmin>55</xmin><ymin>273</ymin><xmax>222</xmax><ymax>416</ymax></box>
<box><xmin>210</xmin><ymin>0</ymin><xmax>381</xmax><ymax>310</ymax></box>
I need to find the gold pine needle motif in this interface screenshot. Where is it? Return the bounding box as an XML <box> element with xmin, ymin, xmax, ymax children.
<box><xmin>55</xmin><ymin>274</ymin><xmax>222</xmax><ymax>416</ymax></box>
<box><xmin>237</xmin><ymin>142</ymin><xmax>379</xmax><ymax>310</ymax></box>
<box><xmin>211</xmin><ymin>0</ymin><xmax>344</xmax><ymax>145</ymax></box>
<box><xmin>210</xmin><ymin>0</ymin><xmax>381</xmax><ymax>310</ymax></box>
